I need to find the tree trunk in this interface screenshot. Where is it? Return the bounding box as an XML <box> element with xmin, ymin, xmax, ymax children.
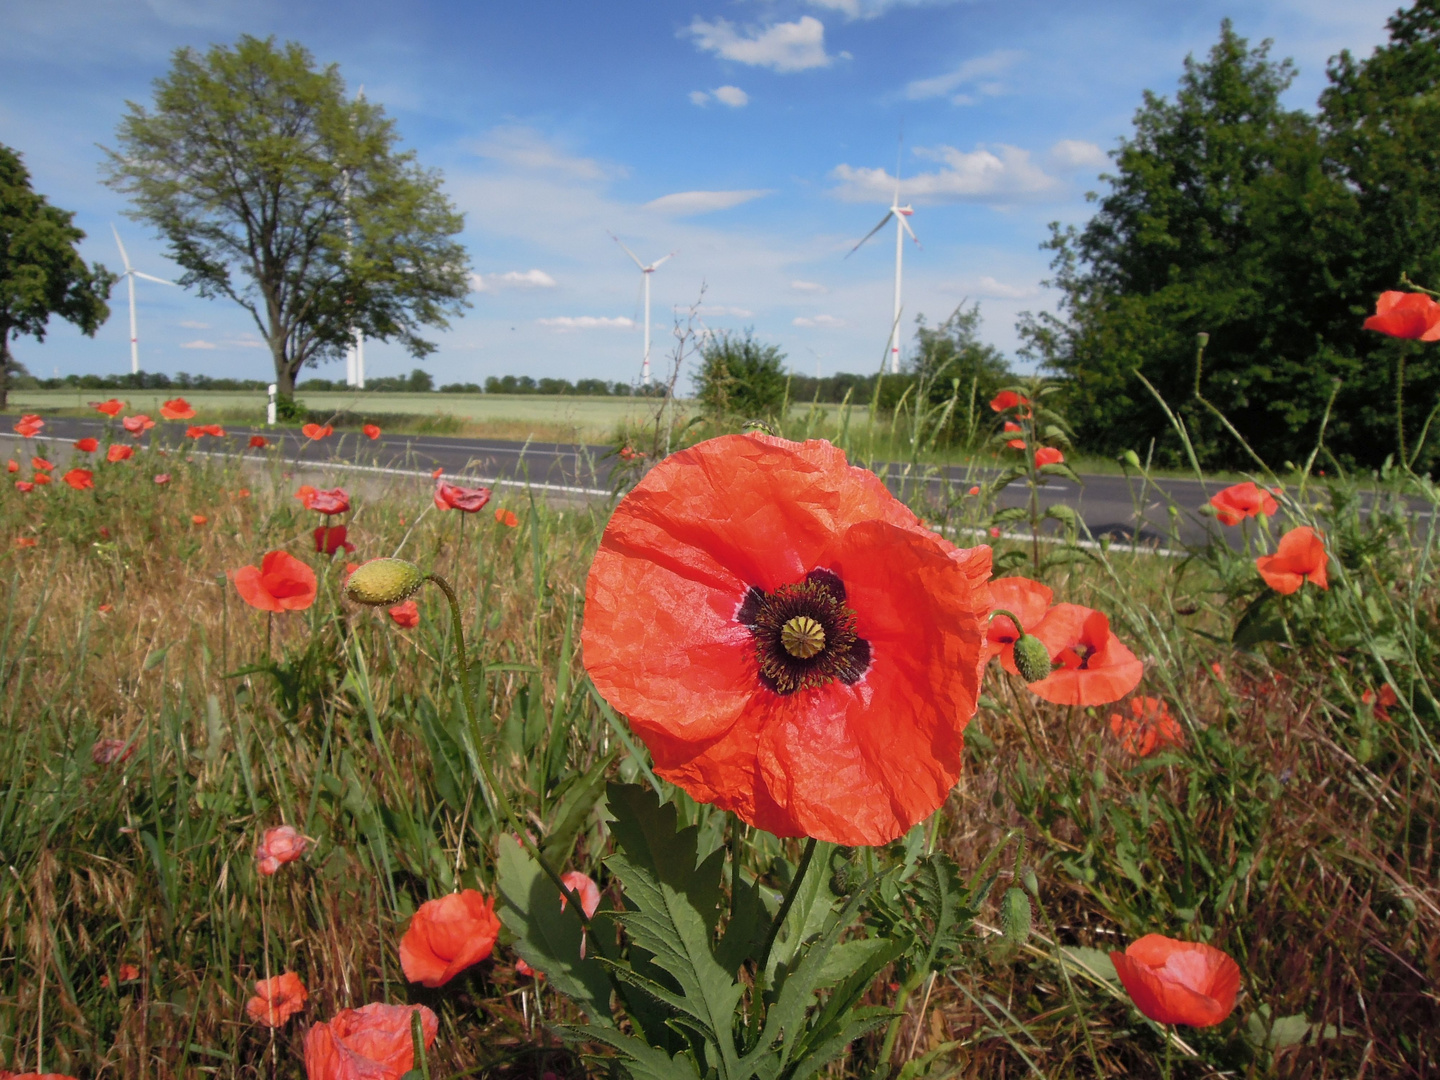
<box><xmin>0</xmin><ymin>328</ymin><xmax>11</xmax><ymax>412</ymax></box>
<box><xmin>273</xmin><ymin>339</ymin><xmax>295</xmax><ymax>396</ymax></box>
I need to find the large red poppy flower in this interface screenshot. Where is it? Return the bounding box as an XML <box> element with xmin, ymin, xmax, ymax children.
<box><xmin>302</xmin><ymin>423</ymin><xmax>333</xmax><ymax>440</ymax></box>
<box><xmin>1363</xmin><ymin>290</ymin><xmax>1440</xmax><ymax>341</ymax></box>
<box><xmin>363</xmin><ymin>424</ymin><xmax>381</xmax><ymax>439</ymax></box>
<box><xmin>123</xmin><ymin>414</ymin><xmax>155</xmax><ymax>434</ymax></box>
<box><xmin>1110</xmin><ymin>934</ymin><xmax>1241</xmax><ymax>1027</ymax></box>
<box><xmin>1109</xmin><ymin>696</ymin><xmax>1184</xmax><ymax>756</ymax></box>
<box><xmin>304</xmin><ymin>1002</ymin><xmax>438</xmax><ymax>1080</ymax></box>
<box><xmin>984</xmin><ymin>576</ymin><xmax>1053</xmax><ymax>669</ymax></box>
<box><xmin>62</xmin><ymin>468</ymin><xmax>94</xmax><ymax>491</ymax></box>
<box><xmin>160</xmin><ymin>398</ymin><xmax>196</xmax><ymax>420</ymax></box>
<box><xmin>1255</xmin><ymin>525</ymin><xmax>1328</xmax><ymax>594</ymax></box>
<box><xmin>1208</xmin><ymin>481</ymin><xmax>1278</xmax><ymax>525</ymax></box>
<box><xmin>246</xmin><ymin>971</ymin><xmax>308</xmax><ymax>1027</ymax></box>
<box><xmin>248</xmin><ymin>434</ymin><xmax>268</xmax><ymax>449</ymax></box>
<box><xmin>1023</xmin><ymin>603</ymin><xmax>1143</xmax><ymax>706</ymax></box>
<box><xmin>583</xmin><ymin>434</ymin><xmax>992</xmax><ymax>846</ymax></box>
<box><xmin>92</xmin><ymin>399</ymin><xmax>124</xmax><ymax>416</ymax></box>
<box><xmin>233</xmin><ymin>551</ymin><xmax>318</xmax><ymax>612</ymax></box>
<box><xmin>399</xmin><ymin>890</ymin><xmax>502</xmax><ymax>987</ymax></box>
<box><xmin>434</xmin><ymin>481</ymin><xmax>492</xmax><ymax>512</ymax></box>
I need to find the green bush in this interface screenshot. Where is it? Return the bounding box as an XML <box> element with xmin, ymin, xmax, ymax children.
<box><xmin>695</xmin><ymin>330</ymin><xmax>789</xmax><ymax>421</ymax></box>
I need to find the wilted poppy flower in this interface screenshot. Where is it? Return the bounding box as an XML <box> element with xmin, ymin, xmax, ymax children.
<box><xmin>313</xmin><ymin>525</ymin><xmax>354</xmax><ymax>555</ymax></box>
<box><xmin>583</xmin><ymin>434</ymin><xmax>992</xmax><ymax>846</ymax></box>
<box><xmin>75</xmin><ymin>438</ymin><xmax>99</xmax><ymax>453</ymax></box>
<box><xmin>435</xmin><ymin>481</ymin><xmax>492</xmax><ymax>513</ymax></box>
<box><xmin>990</xmin><ymin>390</ymin><xmax>1030</xmax><ymax>413</ymax></box>
<box><xmin>14</xmin><ymin>481</ymin><xmax>34</xmax><ymax>493</ymax></box>
<box><xmin>294</xmin><ymin>486</ymin><xmax>350</xmax><ymax>515</ymax></box>
<box><xmin>233</xmin><ymin>551</ymin><xmax>319</xmax><ymax>613</ymax></box>
<box><xmin>388</xmin><ymin>599</ymin><xmax>420</xmax><ymax>628</ymax></box>
<box><xmin>14</xmin><ymin>414</ymin><xmax>44</xmax><ymax>437</ymax></box>
<box><xmin>123</xmin><ymin>414</ymin><xmax>155</xmax><ymax>434</ymax></box>
<box><xmin>363</xmin><ymin>424</ymin><xmax>381</xmax><ymax>439</ymax></box>
<box><xmin>191</xmin><ymin>514</ymin><xmax>208</xmax><ymax>526</ymax></box>
<box><xmin>91</xmin><ymin>399</ymin><xmax>124</xmax><ymax>416</ymax></box>
<box><xmin>160</xmin><ymin>398</ymin><xmax>195</xmax><ymax>420</ymax></box>
<box><xmin>1256</xmin><ymin>525</ymin><xmax>1328</xmax><ymax>595</ymax></box>
<box><xmin>1109</xmin><ymin>697</ymin><xmax>1184</xmax><ymax>756</ymax></box>
<box><xmin>1363</xmin><ymin>290</ymin><xmax>1440</xmax><ymax>341</ymax></box>
<box><xmin>399</xmin><ymin>889</ymin><xmax>502</xmax><ymax>987</ymax></box>
<box><xmin>93</xmin><ymin>738</ymin><xmax>135</xmax><ymax>765</ymax></box>
<box><xmin>32</xmin><ymin>457</ymin><xmax>53</xmax><ymax>472</ymax></box>
<box><xmin>107</xmin><ymin>445</ymin><xmax>134</xmax><ymax>463</ymax></box>
<box><xmin>1034</xmin><ymin>446</ymin><xmax>1064</xmax><ymax>468</ymax></box>
<box><xmin>1111</xmin><ymin>934</ymin><xmax>1241</xmax><ymax>1027</ymax></box>
<box><xmin>1023</xmin><ymin>604</ymin><xmax>1143</xmax><ymax>706</ymax></box>
<box><xmin>256</xmin><ymin>825</ymin><xmax>309</xmax><ymax>875</ymax></box>
<box><xmin>246</xmin><ymin>972</ymin><xmax>308</xmax><ymax>1028</ymax></box>
<box><xmin>153</xmin><ymin>473</ymin><xmax>170</xmax><ymax>485</ymax></box>
<box><xmin>1208</xmin><ymin>481</ymin><xmax>1278</xmax><ymax>526</ymax></box>
<box><xmin>14</xmin><ymin>537</ymin><xmax>38</xmax><ymax>548</ymax></box>
<box><xmin>304</xmin><ymin>1002</ymin><xmax>438</xmax><ymax>1080</ymax></box>
<box><xmin>495</xmin><ymin>508</ymin><xmax>519</xmax><ymax>527</ymax></box>
<box><xmin>62</xmin><ymin>468</ymin><xmax>94</xmax><ymax>491</ymax></box>
<box><xmin>1362</xmin><ymin>684</ymin><xmax>1399</xmax><ymax>722</ymax></box>
<box><xmin>985</xmin><ymin>576</ymin><xmax>1054</xmax><ymax>668</ymax></box>
<box><xmin>302</xmin><ymin>423</ymin><xmax>333</xmax><ymax>440</ymax></box>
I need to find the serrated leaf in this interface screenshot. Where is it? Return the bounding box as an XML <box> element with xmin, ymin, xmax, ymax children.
<box><xmin>541</xmin><ymin>749</ymin><xmax>617</xmax><ymax>868</ymax></box>
<box><xmin>1039</xmin><ymin>463</ymin><xmax>1082</xmax><ymax>484</ymax></box>
<box><xmin>1059</xmin><ymin>946</ymin><xmax>1118</xmax><ymax>983</ymax></box>
<box><xmin>494</xmin><ymin>837</ymin><xmax>615</xmax><ymax>1027</ymax></box>
<box><xmin>716</xmin><ymin>874</ymin><xmax>771</xmax><ymax>976</ymax></box>
<box><xmin>559</xmin><ymin>1024</ymin><xmax>704</xmax><ymax>1080</ymax></box>
<box><xmin>1233</xmin><ymin>592</ymin><xmax>1288</xmax><ymax>648</ymax></box>
<box><xmin>991</xmin><ymin>506</ymin><xmax>1029</xmax><ymax>525</ymax></box>
<box><xmin>1042</xmin><ymin>503</ymin><xmax>1078</xmax><ymax>525</ymax></box>
<box><xmin>765</xmin><ymin>841</ymin><xmax>837</xmax><ymax>981</ymax></box>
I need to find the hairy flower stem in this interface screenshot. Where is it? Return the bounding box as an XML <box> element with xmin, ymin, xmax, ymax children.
<box><xmin>756</xmin><ymin>836</ymin><xmax>818</xmax><ymax>978</ymax></box>
<box><xmin>989</xmin><ymin>609</ymin><xmax>1025</xmax><ymax>638</ymax></box>
<box><xmin>411</xmin><ymin>1010</ymin><xmax>432</xmax><ymax>1080</ymax></box>
<box><xmin>425</xmin><ymin>571</ymin><xmax>588</xmax><ymax>924</ymax></box>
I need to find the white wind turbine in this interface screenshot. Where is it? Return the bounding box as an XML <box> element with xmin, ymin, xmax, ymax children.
<box><xmin>111</xmin><ymin>225</ymin><xmax>176</xmax><ymax>375</ymax></box>
<box><xmin>846</xmin><ymin>169</ymin><xmax>918</xmax><ymax>374</ymax></box>
<box><xmin>610</xmin><ymin>233</ymin><xmax>676</xmax><ymax>386</ymax></box>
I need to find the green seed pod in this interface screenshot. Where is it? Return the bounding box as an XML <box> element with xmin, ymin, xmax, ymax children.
<box><xmin>1012</xmin><ymin>633</ymin><xmax>1053</xmax><ymax>683</ymax></box>
<box><xmin>1196</xmin><ymin>331</ymin><xmax>1210</xmax><ymax>349</ymax></box>
<box><xmin>1001</xmin><ymin>886</ymin><xmax>1031</xmax><ymax>945</ymax></box>
<box><xmin>1122</xmin><ymin>449</ymin><xmax>1141</xmax><ymax>469</ymax></box>
<box><xmin>345</xmin><ymin>558</ymin><xmax>425</xmax><ymax>606</ymax></box>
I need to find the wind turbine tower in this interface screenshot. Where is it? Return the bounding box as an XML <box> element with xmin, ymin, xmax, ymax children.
<box><xmin>111</xmin><ymin>225</ymin><xmax>175</xmax><ymax>375</ymax></box>
<box><xmin>847</xmin><ymin>172</ymin><xmax>918</xmax><ymax>374</ymax></box>
<box><xmin>610</xmin><ymin>233</ymin><xmax>676</xmax><ymax>386</ymax></box>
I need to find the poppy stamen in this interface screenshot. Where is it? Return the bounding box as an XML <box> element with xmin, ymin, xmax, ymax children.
<box><xmin>781</xmin><ymin>616</ymin><xmax>826</xmax><ymax>659</ymax></box>
<box><xmin>741</xmin><ymin>569</ymin><xmax>870</xmax><ymax>695</ymax></box>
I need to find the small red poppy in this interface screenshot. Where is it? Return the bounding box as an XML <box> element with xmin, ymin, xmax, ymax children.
<box><xmin>185</xmin><ymin>426</ymin><xmax>205</xmax><ymax>439</ymax></box>
<box><xmin>233</xmin><ymin>551</ymin><xmax>318</xmax><ymax>612</ymax></box>
<box><xmin>583</xmin><ymin>434</ymin><xmax>992</xmax><ymax>845</ymax></box>
<box><xmin>5</xmin><ymin>460</ymin><xmax>15</xmax><ymax>472</ymax></box>
<box><xmin>304</xmin><ymin>1003</ymin><xmax>437</xmax><ymax>1080</ymax></box>
<box><xmin>153</xmin><ymin>473</ymin><xmax>170</xmax><ymax>485</ymax></box>
<box><xmin>1109</xmin><ymin>696</ymin><xmax>1184</xmax><ymax>756</ymax></box>
<box><xmin>1208</xmin><ymin>481</ymin><xmax>1278</xmax><ymax>526</ymax></box>
<box><xmin>62</xmin><ymin>468</ymin><xmax>94</xmax><ymax>491</ymax></box>
<box><xmin>118</xmin><ymin>962</ymin><xmax>140</xmax><ymax>981</ymax></box>
<box><xmin>399</xmin><ymin>890</ymin><xmax>502</xmax><ymax>987</ymax></box>
<box><xmin>435</xmin><ymin>481</ymin><xmax>492</xmax><ymax>513</ymax></box>
<box><xmin>256</xmin><ymin>825</ymin><xmax>309</xmax><ymax>875</ymax></box>
<box><xmin>107</xmin><ymin>445</ymin><xmax>134</xmax><ymax>463</ymax></box>
<box><xmin>302</xmin><ymin>423</ymin><xmax>333</xmax><ymax>440</ymax></box>
<box><xmin>32</xmin><ymin>473</ymin><xmax>52</xmax><ymax>486</ymax></box>
<box><xmin>984</xmin><ymin>576</ymin><xmax>1054</xmax><ymax>669</ymax></box>
<box><xmin>495</xmin><ymin>508</ymin><xmax>519</xmax><ymax>527</ymax></box>
<box><xmin>15</xmin><ymin>480</ymin><xmax>34</xmax><ymax>493</ymax></box>
<box><xmin>92</xmin><ymin>399</ymin><xmax>125</xmax><ymax>416</ymax></box>
<box><xmin>1363</xmin><ymin>290</ymin><xmax>1440</xmax><ymax>341</ymax></box>
<box><xmin>235</xmin><ymin>488</ymin><xmax>250</xmax><ymax>499</ymax></box>
<box><xmin>1003</xmin><ymin>421</ymin><xmax>1025</xmax><ymax>449</ymax></box>
<box><xmin>313</xmin><ymin>524</ymin><xmax>354</xmax><ymax>555</ymax></box>
<box><xmin>98</xmin><ymin>603</ymin><xmax>113</xmax><ymax>613</ymax></box>
<box><xmin>14</xmin><ymin>414</ymin><xmax>44</xmax><ymax>437</ymax></box>
<box><xmin>32</xmin><ymin>457</ymin><xmax>53</xmax><ymax>471</ymax></box>
<box><xmin>1362</xmin><ymin>684</ymin><xmax>1399</xmax><ymax>722</ymax></box>
<box><xmin>75</xmin><ymin>438</ymin><xmax>99</xmax><ymax>453</ymax></box>
<box><xmin>123</xmin><ymin>414</ymin><xmax>155</xmax><ymax>434</ymax></box>
<box><xmin>989</xmin><ymin>390</ymin><xmax>1030</xmax><ymax>413</ymax></box>
<box><xmin>1034</xmin><ymin>446</ymin><xmax>1064</xmax><ymax>468</ymax></box>
<box><xmin>1023</xmin><ymin>604</ymin><xmax>1143</xmax><ymax>706</ymax></box>
<box><xmin>296</xmin><ymin>486</ymin><xmax>350</xmax><ymax>515</ymax></box>
<box><xmin>431</xmin><ymin>466</ymin><xmax>444</xmax><ymax>479</ymax></box>
<box><xmin>246</xmin><ymin>972</ymin><xmax>308</xmax><ymax>1028</ymax></box>
<box><xmin>1255</xmin><ymin>525</ymin><xmax>1328</xmax><ymax>594</ymax></box>
<box><xmin>967</xmin><ymin>485</ymin><xmax>980</xmax><ymax>495</ymax></box>
<box><xmin>363</xmin><ymin>424</ymin><xmax>381</xmax><ymax>439</ymax></box>
<box><xmin>93</xmin><ymin>737</ymin><xmax>134</xmax><ymax>765</ymax></box>
<box><xmin>1111</xmin><ymin>934</ymin><xmax>1241</xmax><ymax>1027</ymax></box>
<box><xmin>248</xmin><ymin>434</ymin><xmax>268</xmax><ymax>449</ymax></box>
<box><xmin>388</xmin><ymin>599</ymin><xmax>420</xmax><ymax>628</ymax></box>
<box><xmin>192</xmin><ymin>514</ymin><xmax>208</xmax><ymax>526</ymax></box>
<box><xmin>201</xmin><ymin>423</ymin><xmax>225</xmax><ymax>437</ymax></box>
<box><xmin>14</xmin><ymin>537</ymin><xmax>38</xmax><ymax>548</ymax></box>
<box><xmin>160</xmin><ymin>398</ymin><xmax>196</xmax><ymax>420</ymax></box>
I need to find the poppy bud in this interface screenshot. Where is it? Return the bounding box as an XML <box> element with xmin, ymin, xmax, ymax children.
<box><xmin>1001</xmin><ymin>886</ymin><xmax>1031</xmax><ymax>945</ymax></box>
<box><xmin>1122</xmin><ymin>450</ymin><xmax>1141</xmax><ymax>468</ymax></box>
<box><xmin>1196</xmin><ymin>332</ymin><xmax>1210</xmax><ymax>349</ymax></box>
<box><xmin>345</xmin><ymin>558</ymin><xmax>425</xmax><ymax>606</ymax></box>
<box><xmin>1012</xmin><ymin>633</ymin><xmax>1053</xmax><ymax>684</ymax></box>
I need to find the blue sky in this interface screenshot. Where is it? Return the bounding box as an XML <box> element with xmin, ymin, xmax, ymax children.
<box><xmin>0</xmin><ymin>0</ymin><xmax>1400</xmax><ymax>390</ymax></box>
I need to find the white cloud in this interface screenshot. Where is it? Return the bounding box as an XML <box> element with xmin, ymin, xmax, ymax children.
<box><xmin>906</xmin><ymin>49</ymin><xmax>1023</xmax><ymax>105</ymax></box>
<box><xmin>791</xmin><ymin>280</ymin><xmax>829</xmax><ymax>294</ymax></box>
<box><xmin>537</xmin><ymin>316</ymin><xmax>636</xmax><ymax>331</ymax></box>
<box><xmin>692</xmin><ymin>304</ymin><xmax>754</xmax><ymax>318</ymax></box>
<box><xmin>793</xmin><ymin>314</ymin><xmax>846</xmax><ymax>327</ymax></box>
<box><xmin>643</xmin><ymin>189</ymin><xmax>771</xmax><ymax>216</ymax></box>
<box><xmin>689</xmin><ymin>90</ymin><xmax>711</xmax><ymax>106</ymax></box>
<box><xmin>1049</xmin><ymin>139</ymin><xmax>1108</xmax><ymax>170</ymax></box>
<box><xmin>970</xmin><ymin>276</ymin><xmax>1040</xmax><ymax>300</ymax></box>
<box><xmin>830</xmin><ymin>144</ymin><xmax>1060</xmax><ymax>204</ymax></box>
<box><xmin>713</xmin><ymin>85</ymin><xmax>749</xmax><ymax>107</ymax></box>
<box><xmin>470</xmin><ymin>269</ymin><xmax>557</xmax><ymax>292</ymax></box>
<box><xmin>178</xmin><ymin>320</ymin><xmax>210</xmax><ymax>329</ymax></box>
<box><xmin>470</xmin><ymin>126</ymin><xmax>622</xmax><ymax>181</ymax></box>
<box><xmin>684</xmin><ymin>16</ymin><xmax>832</xmax><ymax>73</ymax></box>
<box><xmin>805</xmin><ymin>0</ymin><xmax>958</xmax><ymax>19</ymax></box>
<box><xmin>180</xmin><ymin>339</ymin><xmax>216</xmax><ymax>350</ymax></box>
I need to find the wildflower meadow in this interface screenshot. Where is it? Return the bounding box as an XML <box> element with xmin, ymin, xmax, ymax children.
<box><xmin>1</xmin><ymin>294</ymin><xmax>1438</xmax><ymax>1079</ymax></box>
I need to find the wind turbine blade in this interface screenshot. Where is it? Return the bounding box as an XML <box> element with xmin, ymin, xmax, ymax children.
<box><xmin>132</xmin><ymin>271</ymin><xmax>175</xmax><ymax>286</ymax></box>
<box><xmin>845</xmin><ymin>212</ymin><xmax>894</xmax><ymax>258</ymax></box>
<box><xmin>898</xmin><ymin>215</ymin><xmax>919</xmax><ymax>245</ymax></box>
<box><xmin>608</xmin><ymin>232</ymin><xmax>647</xmax><ymax>271</ymax></box>
<box><xmin>648</xmin><ymin>250</ymin><xmax>679</xmax><ymax>270</ymax></box>
<box><xmin>111</xmin><ymin>224</ymin><xmax>132</xmax><ymax>272</ymax></box>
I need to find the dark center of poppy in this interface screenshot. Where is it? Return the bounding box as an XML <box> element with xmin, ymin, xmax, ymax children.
<box><xmin>736</xmin><ymin>568</ymin><xmax>870</xmax><ymax>695</ymax></box>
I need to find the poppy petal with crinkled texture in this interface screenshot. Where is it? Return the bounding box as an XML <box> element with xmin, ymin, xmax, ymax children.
<box><xmin>1024</xmin><ymin>603</ymin><xmax>1143</xmax><ymax>706</ymax></box>
<box><xmin>1110</xmin><ymin>934</ymin><xmax>1241</xmax><ymax>1027</ymax></box>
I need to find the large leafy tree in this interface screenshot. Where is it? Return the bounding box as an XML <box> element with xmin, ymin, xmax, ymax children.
<box><xmin>1020</xmin><ymin>23</ymin><xmax>1363</xmax><ymax>468</ymax></box>
<box><xmin>104</xmin><ymin>36</ymin><xmax>470</xmax><ymax>395</ymax></box>
<box><xmin>0</xmin><ymin>145</ymin><xmax>113</xmax><ymax>409</ymax></box>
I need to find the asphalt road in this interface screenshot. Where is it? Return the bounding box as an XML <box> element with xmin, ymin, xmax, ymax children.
<box><xmin>2</xmin><ymin>413</ymin><xmax>1423</xmax><ymax>550</ymax></box>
